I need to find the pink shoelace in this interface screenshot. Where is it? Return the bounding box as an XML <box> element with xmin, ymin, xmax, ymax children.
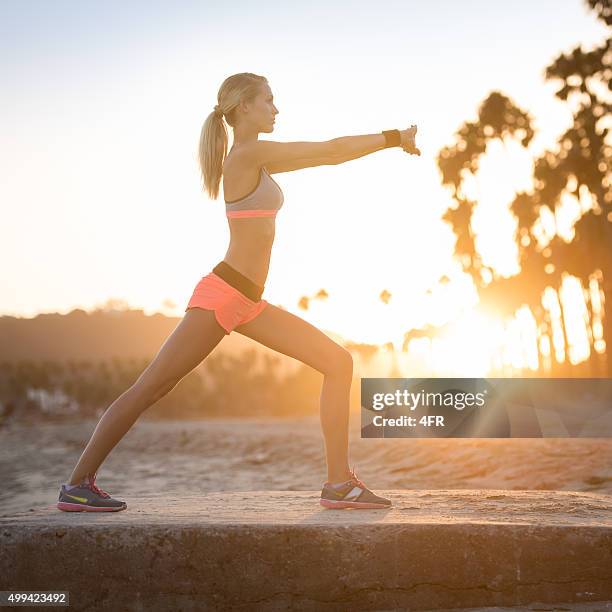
<box><xmin>86</xmin><ymin>472</ymin><xmax>111</xmax><ymax>499</ymax></box>
<box><xmin>348</xmin><ymin>465</ymin><xmax>367</xmax><ymax>489</ymax></box>
<box><xmin>325</xmin><ymin>465</ymin><xmax>368</xmax><ymax>489</ymax></box>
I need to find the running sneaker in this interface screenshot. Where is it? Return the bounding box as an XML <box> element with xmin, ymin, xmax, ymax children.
<box><xmin>57</xmin><ymin>472</ymin><xmax>127</xmax><ymax>512</ymax></box>
<box><xmin>319</xmin><ymin>466</ymin><xmax>392</xmax><ymax>509</ymax></box>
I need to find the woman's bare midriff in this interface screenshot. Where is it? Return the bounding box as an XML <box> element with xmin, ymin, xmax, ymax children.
<box><xmin>222</xmin><ymin>153</ymin><xmax>276</xmax><ymax>288</ymax></box>
<box><xmin>223</xmin><ymin>218</ymin><xmax>275</xmax><ymax>288</ymax></box>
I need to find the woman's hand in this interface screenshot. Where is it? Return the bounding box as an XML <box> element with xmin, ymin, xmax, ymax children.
<box><xmin>400</xmin><ymin>125</ymin><xmax>421</xmax><ymax>156</ymax></box>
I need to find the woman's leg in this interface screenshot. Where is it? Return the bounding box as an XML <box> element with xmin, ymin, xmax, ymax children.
<box><xmin>234</xmin><ymin>304</ymin><xmax>354</xmax><ymax>483</ymax></box>
<box><xmin>66</xmin><ymin>308</ymin><xmax>228</xmax><ymax>485</ymax></box>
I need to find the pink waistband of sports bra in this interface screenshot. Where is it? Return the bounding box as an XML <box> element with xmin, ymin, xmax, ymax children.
<box><xmin>226</xmin><ymin>210</ymin><xmax>278</xmax><ymax>218</ymax></box>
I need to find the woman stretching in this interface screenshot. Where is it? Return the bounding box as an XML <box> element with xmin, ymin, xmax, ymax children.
<box><xmin>57</xmin><ymin>72</ymin><xmax>420</xmax><ymax>512</ymax></box>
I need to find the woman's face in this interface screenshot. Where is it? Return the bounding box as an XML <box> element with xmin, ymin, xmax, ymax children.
<box><xmin>243</xmin><ymin>84</ymin><xmax>279</xmax><ymax>133</ymax></box>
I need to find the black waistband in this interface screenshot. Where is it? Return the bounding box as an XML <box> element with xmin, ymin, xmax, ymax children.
<box><xmin>212</xmin><ymin>260</ymin><xmax>264</xmax><ymax>301</ymax></box>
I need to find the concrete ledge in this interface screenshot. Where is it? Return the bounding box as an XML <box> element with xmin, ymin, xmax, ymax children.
<box><xmin>1</xmin><ymin>490</ymin><xmax>612</xmax><ymax>611</ymax></box>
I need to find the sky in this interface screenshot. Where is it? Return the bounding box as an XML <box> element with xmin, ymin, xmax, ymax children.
<box><xmin>1</xmin><ymin>0</ymin><xmax>609</xmax><ymax>348</ymax></box>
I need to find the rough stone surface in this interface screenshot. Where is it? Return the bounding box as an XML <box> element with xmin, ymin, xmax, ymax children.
<box><xmin>1</xmin><ymin>489</ymin><xmax>611</xmax><ymax>611</ymax></box>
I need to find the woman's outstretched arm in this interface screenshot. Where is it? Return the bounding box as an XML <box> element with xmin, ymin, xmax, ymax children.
<box><xmin>249</xmin><ymin>127</ymin><xmax>419</xmax><ymax>174</ymax></box>
<box><xmin>247</xmin><ymin>127</ymin><xmax>418</xmax><ymax>166</ymax></box>
<box><xmin>331</xmin><ymin>133</ymin><xmax>388</xmax><ymax>160</ymax></box>
<box><xmin>332</xmin><ymin>127</ymin><xmax>419</xmax><ymax>160</ymax></box>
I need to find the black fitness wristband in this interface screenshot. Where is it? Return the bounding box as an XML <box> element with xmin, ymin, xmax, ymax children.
<box><xmin>382</xmin><ymin>129</ymin><xmax>401</xmax><ymax>148</ymax></box>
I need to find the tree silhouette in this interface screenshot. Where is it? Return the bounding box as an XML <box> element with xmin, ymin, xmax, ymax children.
<box><xmin>298</xmin><ymin>288</ymin><xmax>329</xmax><ymax>311</ymax></box>
<box><xmin>436</xmin><ymin>0</ymin><xmax>611</xmax><ymax>376</ymax></box>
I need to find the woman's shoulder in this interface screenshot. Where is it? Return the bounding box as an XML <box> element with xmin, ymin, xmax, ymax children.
<box><xmin>223</xmin><ymin>149</ymin><xmax>264</xmax><ymax>178</ymax></box>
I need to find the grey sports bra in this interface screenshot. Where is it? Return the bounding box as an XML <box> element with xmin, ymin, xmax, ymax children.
<box><xmin>225</xmin><ymin>167</ymin><xmax>284</xmax><ymax>219</ymax></box>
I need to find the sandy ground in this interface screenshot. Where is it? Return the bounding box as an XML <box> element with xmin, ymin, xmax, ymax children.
<box><xmin>1</xmin><ymin>415</ymin><xmax>611</xmax><ymax>516</ymax></box>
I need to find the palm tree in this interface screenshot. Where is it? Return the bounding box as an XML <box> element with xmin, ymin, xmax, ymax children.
<box><xmin>435</xmin><ymin>0</ymin><xmax>611</xmax><ymax>376</ymax></box>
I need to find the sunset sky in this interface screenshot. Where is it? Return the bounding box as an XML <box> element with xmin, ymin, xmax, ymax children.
<box><xmin>1</xmin><ymin>0</ymin><xmax>609</xmax><ymax>352</ymax></box>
